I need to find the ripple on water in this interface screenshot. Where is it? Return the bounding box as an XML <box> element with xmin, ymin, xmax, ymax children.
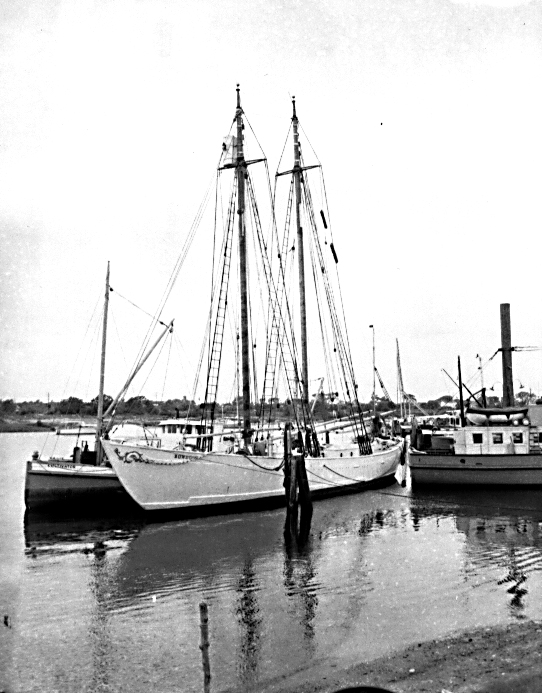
<box><xmin>5</xmin><ymin>439</ymin><xmax>542</xmax><ymax>693</ymax></box>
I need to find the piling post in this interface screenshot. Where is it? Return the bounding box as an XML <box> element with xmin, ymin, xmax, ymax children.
<box><xmin>288</xmin><ymin>451</ymin><xmax>298</xmax><ymax>520</ymax></box>
<box><xmin>296</xmin><ymin>454</ymin><xmax>312</xmax><ymax>512</ymax></box>
<box><xmin>296</xmin><ymin>453</ymin><xmax>313</xmax><ymax>540</ymax></box>
<box><xmin>199</xmin><ymin>601</ymin><xmax>211</xmax><ymax>693</ymax></box>
<box><xmin>500</xmin><ymin>303</ymin><xmax>514</xmax><ymax>407</ymax></box>
<box><xmin>284</xmin><ymin>423</ymin><xmax>298</xmax><ymax>535</ymax></box>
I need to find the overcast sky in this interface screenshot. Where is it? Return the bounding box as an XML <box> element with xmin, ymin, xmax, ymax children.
<box><xmin>1</xmin><ymin>0</ymin><xmax>541</xmax><ymax>405</ymax></box>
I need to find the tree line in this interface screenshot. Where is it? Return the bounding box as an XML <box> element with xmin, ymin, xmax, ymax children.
<box><xmin>2</xmin><ymin>390</ymin><xmax>535</xmax><ymax>421</ymax></box>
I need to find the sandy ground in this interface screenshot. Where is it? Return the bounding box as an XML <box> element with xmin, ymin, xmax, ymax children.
<box><xmin>251</xmin><ymin>620</ymin><xmax>542</xmax><ymax>693</ymax></box>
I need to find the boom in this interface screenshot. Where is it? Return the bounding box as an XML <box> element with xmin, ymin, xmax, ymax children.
<box><xmin>374</xmin><ymin>367</ymin><xmax>394</xmax><ymax>405</ymax></box>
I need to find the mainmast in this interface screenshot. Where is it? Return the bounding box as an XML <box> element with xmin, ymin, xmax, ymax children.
<box><xmin>291</xmin><ymin>97</ymin><xmax>309</xmax><ymax>405</ymax></box>
<box><xmin>95</xmin><ymin>261</ymin><xmax>110</xmax><ymax>465</ymax></box>
<box><xmin>235</xmin><ymin>85</ymin><xmax>252</xmax><ymax>441</ymax></box>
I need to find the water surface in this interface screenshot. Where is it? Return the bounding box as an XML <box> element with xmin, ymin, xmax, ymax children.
<box><xmin>2</xmin><ymin>432</ymin><xmax>542</xmax><ymax>692</ymax></box>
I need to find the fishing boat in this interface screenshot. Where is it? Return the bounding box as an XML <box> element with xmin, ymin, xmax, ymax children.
<box><xmin>24</xmin><ymin>264</ymin><xmax>174</xmax><ymax>509</ymax></box>
<box><xmin>55</xmin><ymin>422</ymin><xmax>97</xmax><ymax>436</ymax></box>
<box><xmin>409</xmin><ymin>303</ymin><xmax>542</xmax><ymax>486</ymax></box>
<box><xmin>102</xmin><ymin>88</ymin><xmax>404</xmax><ymax>513</ymax></box>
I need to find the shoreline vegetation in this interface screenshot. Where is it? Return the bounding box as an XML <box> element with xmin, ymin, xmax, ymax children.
<box><xmin>0</xmin><ymin>418</ymin><xmax>57</xmax><ymax>433</ymax></box>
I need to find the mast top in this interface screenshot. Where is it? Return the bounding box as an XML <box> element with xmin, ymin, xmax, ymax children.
<box><xmin>236</xmin><ymin>84</ymin><xmax>242</xmax><ymax>111</ymax></box>
<box><xmin>292</xmin><ymin>96</ymin><xmax>297</xmax><ymax>120</ymax></box>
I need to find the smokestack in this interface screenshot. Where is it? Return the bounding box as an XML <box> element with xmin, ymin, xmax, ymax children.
<box><xmin>500</xmin><ymin>303</ymin><xmax>514</xmax><ymax>407</ymax></box>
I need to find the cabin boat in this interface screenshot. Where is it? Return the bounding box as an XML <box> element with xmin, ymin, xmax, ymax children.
<box><xmin>56</xmin><ymin>422</ymin><xmax>97</xmax><ymax>436</ymax></box>
<box><xmin>24</xmin><ymin>263</ymin><xmax>173</xmax><ymax>511</ymax></box>
<box><xmin>409</xmin><ymin>405</ymin><xmax>542</xmax><ymax>486</ymax></box>
<box><xmin>409</xmin><ymin>303</ymin><xmax>542</xmax><ymax>487</ymax></box>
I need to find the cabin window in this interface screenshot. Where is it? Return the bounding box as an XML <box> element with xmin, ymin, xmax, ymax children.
<box><xmin>492</xmin><ymin>433</ymin><xmax>503</xmax><ymax>444</ymax></box>
<box><xmin>185</xmin><ymin>424</ymin><xmax>192</xmax><ymax>434</ymax></box>
<box><xmin>513</xmin><ymin>432</ymin><xmax>523</xmax><ymax>444</ymax></box>
<box><xmin>472</xmin><ymin>433</ymin><xmax>483</xmax><ymax>444</ymax></box>
<box><xmin>168</xmin><ymin>425</ymin><xmax>176</xmax><ymax>433</ymax></box>
<box><xmin>538</xmin><ymin>433</ymin><xmax>542</xmax><ymax>444</ymax></box>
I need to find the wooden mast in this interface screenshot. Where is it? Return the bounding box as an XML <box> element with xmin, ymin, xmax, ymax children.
<box><xmin>291</xmin><ymin>97</ymin><xmax>309</xmax><ymax>405</ymax></box>
<box><xmin>95</xmin><ymin>261</ymin><xmax>110</xmax><ymax>464</ymax></box>
<box><xmin>235</xmin><ymin>85</ymin><xmax>252</xmax><ymax>442</ymax></box>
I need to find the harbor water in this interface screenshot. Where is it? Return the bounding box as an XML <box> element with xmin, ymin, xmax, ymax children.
<box><xmin>2</xmin><ymin>432</ymin><xmax>542</xmax><ymax>692</ymax></box>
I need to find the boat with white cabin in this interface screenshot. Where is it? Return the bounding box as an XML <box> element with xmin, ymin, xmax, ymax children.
<box><xmin>409</xmin><ymin>304</ymin><xmax>542</xmax><ymax>486</ymax></box>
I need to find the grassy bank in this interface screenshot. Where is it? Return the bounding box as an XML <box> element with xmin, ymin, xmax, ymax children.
<box><xmin>0</xmin><ymin>418</ymin><xmax>57</xmax><ymax>433</ymax></box>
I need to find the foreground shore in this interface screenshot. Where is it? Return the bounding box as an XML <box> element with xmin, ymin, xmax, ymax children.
<box><xmin>253</xmin><ymin>620</ymin><xmax>542</xmax><ymax>693</ymax></box>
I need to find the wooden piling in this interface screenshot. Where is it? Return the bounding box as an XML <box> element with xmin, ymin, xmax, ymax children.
<box><xmin>284</xmin><ymin>422</ymin><xmax>313</xmax><ymax>543</ymax></box>
<box><xmin>295</xmin><ymin>454</ymin><xmax>312</xmax><ymax>512</ymax></box>
<box><xmin>199</xmin><ymin>601</ymin><xmax>211</xmax><ymax>693</ymax></box>
<box><xmin>296</xmin><ymin>453</ymin><xmax>313</xmax><ymax>541</ymax></box>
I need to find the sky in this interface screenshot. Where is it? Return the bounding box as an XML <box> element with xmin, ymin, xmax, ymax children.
<box><xmin>1</xmin><ymin>0</ymin><xmax>541</xmax><ymax>405</ymax></box>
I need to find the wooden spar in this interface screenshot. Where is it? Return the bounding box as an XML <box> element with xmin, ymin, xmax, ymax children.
<box><xmin>458</xmin><ymin>356</ymin><xmax>466</xmax><ymax>427</ymax></box>
<box><xmin>292</xmin><ymin>97</ymin><xmax>309</xmax><ymax>405</ymax></box>
<box><xmin>95</xmin><ymin>261</ymin><xmax>110</xmax><ymax>465</ymax></box>
<box><xmin>500</xmin><ymin>303</ymin><xmax>514</xmax><ymax>407</ymax></box>
<box><xmin>102</xmin><ymin>319</ymin><xmax>174</xmax><ymax>423</ymax></box>
<box><xmin>236</xmin><ymin>85</ymin><xmax>252</xmax><ymax>443</ymax></box>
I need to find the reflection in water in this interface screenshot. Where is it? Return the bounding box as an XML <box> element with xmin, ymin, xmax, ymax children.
<box><xmin>498</xmin><ymin>548</ymin><xmax>528</xmax><ymax>614</ymax></box>
<box><xmin>12</xmin><ymin>485</ymin><xmax>542</xmax><ymax>692</ymax></box>
<box><xmin>235</xmin><ymin>560</ymin><xmax>262</xmax><ymax>684</ymax></box>
<box><xmin>411</xmin><ymin>486</ymin><xmax>542</xmax><ymax>620</ymax></box>
<box><xmin>89</xmin><ymin>548</ymin><xmax>112</xmax><ymax>691</ymax></box>
<box><xmin>283</xmin><ymin>530</ymin><xmax>318</xmax><ymax>649</ymax></box>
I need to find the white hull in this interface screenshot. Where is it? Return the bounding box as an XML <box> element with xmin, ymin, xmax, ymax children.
<box><xmin>102</xmin><ymin>439</ymin><xmax>403</xmax><ymax>511</ymax></box>
<box><xmin>25</xmin><ymin>459</ymin><xmax>128</xmax><ymax>508</ymax></box>
<box><xmin>56</xmin><ymin>427</ymin><xmax>96</xmax><ymax>436</ymax></box>
<box><xmin>409</xmin><ymin>452</ymin><xmax>542</xmax><ymax>486</ymax></box>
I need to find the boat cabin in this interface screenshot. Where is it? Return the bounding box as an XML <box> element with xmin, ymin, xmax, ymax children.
<box><xmin>451</xmin><ymin>426</ymin><xmax>532</xmax><ymax>455</ymax></box>
<box><xmin>158</xmin><ymin>419</ymin><xmax>210</xmax><ymax>436</ymax></box>
<box><xmin>413</xmin><ymin>405</ymin><xmax>542</xmax><ymax>456</ymax></box>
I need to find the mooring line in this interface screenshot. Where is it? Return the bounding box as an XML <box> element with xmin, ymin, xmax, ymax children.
<box><xmin>323</xmin><ymin>463</ymin><xmax>361</xmax><ymax>482</ymax></box>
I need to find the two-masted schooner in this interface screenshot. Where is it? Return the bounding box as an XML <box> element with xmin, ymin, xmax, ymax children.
<box><xmin>102</xmin><ymin>87</ymin><xmax>404</xmax><ymax>512</ymax></box>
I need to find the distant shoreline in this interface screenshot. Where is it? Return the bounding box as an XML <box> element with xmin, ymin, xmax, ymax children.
<box><xmin>0</xmin><ymin>418</ymin><xmax>57</xmax><ymax>433</ymax></box>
